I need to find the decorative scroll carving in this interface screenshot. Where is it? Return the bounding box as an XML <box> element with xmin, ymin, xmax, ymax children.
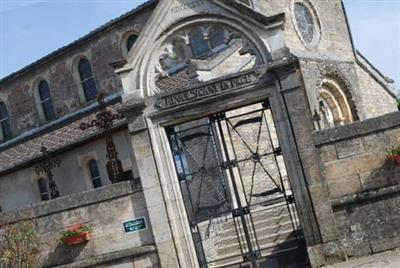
<box><xmin>153</xmin><ymin>23</ymin><xmax>262</xmax><ymax>94</ymax></box>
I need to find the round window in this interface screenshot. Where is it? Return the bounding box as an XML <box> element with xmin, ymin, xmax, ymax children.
<box><xmin>293</xmin><ymin>1</ymin><xmax>320</xmax><ymax>46</ymax></box>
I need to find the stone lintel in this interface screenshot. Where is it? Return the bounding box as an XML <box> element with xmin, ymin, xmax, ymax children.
<box><xmin>313</xmin><ymin>111</ymin><xmax>400</xmax><ymax>146</ymax></box>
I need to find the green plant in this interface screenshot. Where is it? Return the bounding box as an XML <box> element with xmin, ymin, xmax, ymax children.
<box><xmin>386</xmin><ymin>146</ymin><xmax>400</xmax><ymax>156</ymax></box>
<box><xmin>59</xmin><ymin>224</ymin><xmax>91</xmax><ymax>243</ymax></box>
<box><xmin>0</xmin><ymin>221</ymin><xmax>42</xmax><ymax>268</ymax></box>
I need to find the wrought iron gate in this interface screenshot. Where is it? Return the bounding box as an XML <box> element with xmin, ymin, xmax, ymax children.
<box><xmin>167</xmin><ymin>100</ymin><xmax>307</xmax><ymax>268</ymax></box>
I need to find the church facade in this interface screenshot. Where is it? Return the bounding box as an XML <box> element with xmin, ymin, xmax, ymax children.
<box><xmin>0</xmin><ymin>0</ymin><xmax>399</xmax><ymax>267</ymax></box>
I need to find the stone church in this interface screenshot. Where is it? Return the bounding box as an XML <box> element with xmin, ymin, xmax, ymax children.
<box><xmin>0</xmin><ymin>0</ymin><xmax>399</xmax><ymax>267</ymax></box>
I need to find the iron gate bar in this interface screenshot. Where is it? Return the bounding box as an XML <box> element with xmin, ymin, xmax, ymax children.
<box><xmin>261</xmin><ymin>106</ymin><xmax>302</xmax><ymax>242</ymax></box>
<box><xmin>226</xmin><ymin>117</ymin><xmax>282</xmax><ymax>192</ymax></box>
<box><xmin>235</xmin><ymin>108</ymin><xmax>262</xmax><ymax>206</ymax></box>
<box><xmin>223</xmin><ymin>112</ymin><xmax>263</xmax><ymax>256</ymax></box>
<box><xmin>167</xmin><ymin>129</ymin><xmax>209</xmax><ymax>267</ymax></box>
<box><xmin>213</xmin><ymin>114</ymin><xmax>258</xmax><ymax>267</ymax></box>
<box><xmin>179</xmin><ymin>132</ymin><xmax>230</xmax><ymax>213</ymax></box>
<box><xmin>209</xmin><ymin>114</ymin><xmax>249</xmax><ymax>264</ymax></box>
<box><xmin>168</xmin><ymin>100</ymin><xmax>307</xmax><ymax>267</ymax></box>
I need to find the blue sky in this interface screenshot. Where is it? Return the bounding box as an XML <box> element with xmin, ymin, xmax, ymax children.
<box><xmin>0</xmin><ymin>0</ymin><xmax>399</xmax><ymax>92</ymax></box>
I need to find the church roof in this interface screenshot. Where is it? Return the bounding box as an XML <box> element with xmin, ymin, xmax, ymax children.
<box><xmin>0</xmin><ymin>97</ymin><xmax>126</xmax><ymax>176</ymax></box>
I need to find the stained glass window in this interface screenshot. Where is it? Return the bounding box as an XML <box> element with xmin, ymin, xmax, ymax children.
<box><xmin>38</xmin><ymin>80</ymin><xmax>56</xmax><ymax>121</ymax></box>
<box><xmin>294</xmin><ymin>3</ymin><xmax>315</xmax><ymax>44</ymax></box>
<box><xmin>0</xmin><ymin>102</ymin><xmax>11</xmax><ymax>142</ymax></box>
<box><xmin>89</xmin><ymin>159</ymin><xmax>102</xmax><ymax>188</ymax></box>
<box><xmin>78</xmin><ymin>59</ymin><xmax>97</xmax><ymax>101</ymax></box>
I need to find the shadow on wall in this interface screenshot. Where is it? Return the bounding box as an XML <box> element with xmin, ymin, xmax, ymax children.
<box><xmin>362</xmin><ymin>160</ymin><xmax>400</xmax><ymax>191</ymax></box>
<box><xmin>44</xmin><ymin>243</ymin><xmax>86</xmax><ymax>267</ymax></box>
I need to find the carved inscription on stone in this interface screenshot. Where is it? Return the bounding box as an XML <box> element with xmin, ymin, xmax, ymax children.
<box><xmin>155</xmin><ymin>71</ymin><xmax>260</xmax><ymax>109</ymax></box>
<box><xmin>171</xmin><ymin>0</ymin><xmax>206</xmax><ymax>14</ymax></box>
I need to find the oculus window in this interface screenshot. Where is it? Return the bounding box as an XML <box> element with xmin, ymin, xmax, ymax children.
<box><xmin>293</xmin><ymin>1</ymin><xmax>320</xmax><ymax>46</ymax></box>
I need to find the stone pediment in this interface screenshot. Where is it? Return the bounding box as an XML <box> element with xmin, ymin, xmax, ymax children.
<box><xmin>116</xmin><ymin>0</ymin><xmax>286</xmax><ymax>99</ymax></box>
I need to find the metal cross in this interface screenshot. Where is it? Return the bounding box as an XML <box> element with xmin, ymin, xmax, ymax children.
<box><xmin>34</xmin><ymin>146</ymin><xmax>61</xmax><ymax>199</ymax></box>
<box><xmin>80</xmin><ymin>93</ymin><xmax>125</xmax><ymax>183</ymax></box>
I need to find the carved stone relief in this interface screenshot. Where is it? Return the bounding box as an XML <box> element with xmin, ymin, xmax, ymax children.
<box><xmin>153</xmin><ymin>23</ymin><xmax>263</xmax><ymax>94</ymax></box>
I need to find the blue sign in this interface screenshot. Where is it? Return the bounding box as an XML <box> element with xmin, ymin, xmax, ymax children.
<box><xmin>122</xmin><ymin>217</ymin><xmax>147</xmax><ymax>234</ymax></box>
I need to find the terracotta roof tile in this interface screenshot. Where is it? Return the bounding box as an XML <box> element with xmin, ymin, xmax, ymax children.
<box><xmin>0</xmin><ymin>101</ymin><xmax>125</xmax><ymax>175</ymax></box>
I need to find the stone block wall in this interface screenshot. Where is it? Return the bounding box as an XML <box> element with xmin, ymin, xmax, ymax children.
<box><xmin>355</xmin><ymin>62</ymin><xmax>398</xmax><ymax>119</ymax></box>
<box><xmin>313</xmin><ymin>111</ymin><xmax>400</xmax><ymax>258</ymax></box>
<box><xmin>0</xmin><ymin>182</ymin><xmax>158</xmax><ymax>268</ymax></box>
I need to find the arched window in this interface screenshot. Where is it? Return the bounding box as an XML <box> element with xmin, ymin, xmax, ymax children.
<box><xmin>78</xmin><ymin>59</ymin><xmax>97</xmax><ymax>101</ymax></box>
<box><xmin>126</xmin><ymin>34</ymin><xmax>138</xmax><ymax>52</ymax></box>
<box><xmin>88</xmin><ymin>159</ymin><xmax>102</xmax><ymax>188</ymax></box>
<box><xmin>318</xmin><ymin>77</ymin><xmax>355</xmax><ymax>129</ymax></box>
<box><xmin>38</xmin><ymin>80</ymin><xmax>56</xmax><ymax>121</ymax></box>
<box><xmin>37</xmin><ymin>178</ymin><xmax>50</xmax><ymax>201</ymax></box>
<box><xmin>0</xmin><ymin>102</ymin><xmax>11</xmax><ymax>142</ymax></box>
<box><xmin>293</xmin><ymin>2</ymin><xmax>318</xmax><ymax>45</ymax></box>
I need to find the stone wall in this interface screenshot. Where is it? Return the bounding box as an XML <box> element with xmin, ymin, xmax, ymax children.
<box><xmin>355</xmin><ymin>63</ymin><xmax>398</xmax><ymax>119</ymax></box>
<box><xmin>313</xmin><ymin>111</ymin><xmax>400</xmax><ymax>259</ymax></box>
<box><xmin>0</xmin><ymin>182</ymin><xmax>158</xmax><ymax>268</ymax></box>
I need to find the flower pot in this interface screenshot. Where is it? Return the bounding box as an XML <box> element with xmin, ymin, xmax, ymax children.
<box><xmin>388</xmin><ymin>155</ymin><xmax>400</xmax><ymax>165</ymax></box>
<box><xmin>393</xmin><ymin>155</ymin><xmax>400</xmax><ymax>165</ymax></box>
<box><xmin>63</xmin><ymin>231</ymin><xmax>90</xmax><ymax>245</ymax></box>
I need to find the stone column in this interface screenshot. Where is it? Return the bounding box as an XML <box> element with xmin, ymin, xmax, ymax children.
<box><xmin>269</xmin><ymin>63</ymin><xmax>347</xmax><ymax>266</ymax></box>
<box><xmin>120</xmin><ymin>98</ymin><xmax>181</xmax><ymax>268</ymax></box>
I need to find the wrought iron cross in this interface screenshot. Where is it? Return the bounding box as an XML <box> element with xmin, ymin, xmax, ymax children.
<box><xmin>34</xmin><ymin>146</ymin><xmax>61</xmax><ymax>199</ymax></box>
<box><xmin>80</xmin><ymin>93</ymin><xmax>125</xmax><ymax>183</ymax></box>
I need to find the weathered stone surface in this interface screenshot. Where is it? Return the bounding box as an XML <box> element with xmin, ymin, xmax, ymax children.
<box><xmin>0</xmin><ymin>182</ymin><xmax>155</xmax><ymax>267</ymax></box>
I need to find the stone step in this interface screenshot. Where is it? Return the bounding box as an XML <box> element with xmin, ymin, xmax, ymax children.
<box><xmin>209</xmin><ymin>237</ymin><xmax>303</xmax><ymax>268</ymax></box>
<box><xmin>221</xmin><ymin>213</ymin><xmax>294</xmax><ymax>237</ymax></box>
<box><xmin>216</xmin><ymin>227</ymin><xmax>297</xmax><ymax>257</ymax></box>
<box><xmin>219</xmin><ymin>218</ymin><xmax>295</xmax><ymax>246</ymax></box>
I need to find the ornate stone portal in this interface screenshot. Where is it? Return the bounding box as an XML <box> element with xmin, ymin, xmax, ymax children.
<box><xmin>118</xmin><ymin>2</ymin><xmax>322</xmax><ymax>267</ymax></box>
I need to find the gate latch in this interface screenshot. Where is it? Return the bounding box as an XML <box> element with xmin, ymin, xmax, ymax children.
<box><xmin>221</xmin><ymin>160</ymin><xmax>237</xmax><ymax>169</ymax></box>
<box><xmin>232</xmin><ymin>207</ymin><xmax>250</xmax><ymax>218</ymax></box>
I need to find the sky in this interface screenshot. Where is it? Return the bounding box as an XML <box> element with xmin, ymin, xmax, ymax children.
<box><xmin>0</xmin><ymin>0</ymin><xmax>399</xmax><ymax>93</ymax></box>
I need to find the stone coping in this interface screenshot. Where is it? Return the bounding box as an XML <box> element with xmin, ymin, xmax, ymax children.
<box><xmin>331</xmin><ymin>184</ymin><xmax>400</xmax><ymax>209</ymax></box>
<box><xmin>313</xmin><ymin>111</ymin><xmax>400</xmax><ymax>146</ymax></box>
<box><xmin>53</xmin><ymin>245</ymin><xmax>156</xmax><ymax>268</ymax></box>
<box><xmin>0</xmin><ymin>181</ymin><xmax>138</xmax><ymax>225</ymax></box>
